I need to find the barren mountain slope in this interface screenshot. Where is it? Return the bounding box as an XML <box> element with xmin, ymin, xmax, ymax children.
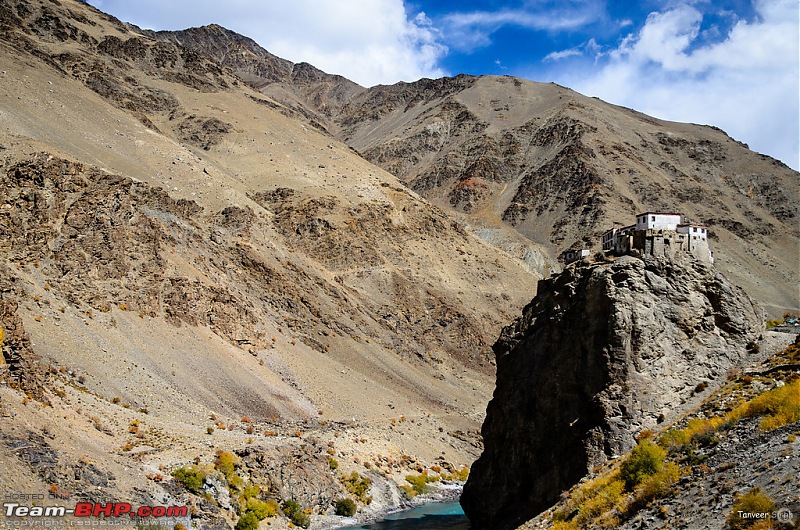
<box><xmin>0</xmin><ymin>0</ymin><xmax>539</xmax><ymax>525</ymax></box>
<box><xmin>161</xmin><ymin>25</ymin><xmax>798</xmax><ymax>315</ymax></box>
<box><xmin>333</xmin><ymin>76</ymin><xmax>799</xmax><ymax>316</ymax></box>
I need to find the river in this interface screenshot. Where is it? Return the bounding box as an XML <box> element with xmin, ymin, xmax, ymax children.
<box><xmin>343</xmin><ymin>501</ymin><xmax>469</xmax><ymax>529</ymax></box>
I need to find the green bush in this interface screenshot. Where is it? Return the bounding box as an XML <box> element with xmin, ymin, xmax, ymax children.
<box><xmin>235</xmin><ymin>511</ymin><xmax>259</xmax><ymax>530</ymax></box>
<box><xmin>620</xmin><ymin>440</ymin><xmax>666</xmax><ymax>490</ymax></box>
<box><xmin>246</xmin><ymin>498</ymin><xmax>278</xmax><ymax>520</ymax></box>
<box><xmin>281</xmin><ymin>500</ymin><xmax>310</xmax><ymax>528</ymax></box>
<box><xmin>172</xmin><ymin>466</ymin><xmax>206</xmax><ymax>495</ymax></box>
<box><xmin>726</xmin><ymin>487</ymin><xmax>775</xmax><ymax>529</ymax></box>
<box><xmin>334</xmin><ymin>498</ymin><xmax>357</xmax><ymax>516</ymax></box>
<box><xmin>404</xmin><ymin>473</ymin><xmax>436</xmax><ymax>496</ymax></box>
<box><xmin>340</xmin><ymin>472</ymin><xmax>372</xmax><ymax>504</ymax></box>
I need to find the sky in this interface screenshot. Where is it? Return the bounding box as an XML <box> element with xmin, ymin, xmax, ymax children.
<box><xmin>85</xmin><ymin>0</ymin><xmax>799</xmax><ymax>170</ymax></box>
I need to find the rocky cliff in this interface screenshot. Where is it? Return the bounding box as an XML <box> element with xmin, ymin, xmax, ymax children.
<box><xmin>461</xmin><ymin>254</ymin><xmax>762</xmax><ymax>529</ymax></box>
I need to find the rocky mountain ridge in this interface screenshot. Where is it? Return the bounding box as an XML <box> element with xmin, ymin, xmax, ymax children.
<box><xmin>0</xmin><ymin>1</ymin><xmax>537</xmax><ymax>527</ymax></box>
<box><xmin>155</xmin><ymin>24</ymin><xmax>799</xmax><ymax>315</ymax></box>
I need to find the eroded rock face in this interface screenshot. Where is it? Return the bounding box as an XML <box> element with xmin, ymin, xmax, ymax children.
<box><xmin>461</xmin><ymin>255</ymin><xmax>761</xmax><ymax>530</ymax></box>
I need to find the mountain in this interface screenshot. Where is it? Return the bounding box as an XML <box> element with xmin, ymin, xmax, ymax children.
<box><xmin>0</xmin><ymin>1</ymin><xmax>797</xmax><ymax>528</ymax></box>
<box><xmin>158</xmin><ymin>25</ymin><xmax>798</xmax><ymax>315</ymax></box>
<box><xmin>0</xmin><ymin>0</ymin><xmax>537</xmax><ymax>526</ymax></box>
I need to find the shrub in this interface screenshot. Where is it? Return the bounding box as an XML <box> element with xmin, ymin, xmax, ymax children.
<box><xmin>245</xmin><ymin>498</ymin><xmax>278</xmax><ymax>520</ymax></box>
<box><xmin>404</xmin><ymin>474</ymin><xmax>431</xmax><ymax>496</ymax></box>
<box><xmin>620</xmin><ymin>440</ymin><xmax>666</xmax><ymax>490</ymax></box>
<box><xmin>659</xmin><ymin>429</ymin><xmax>691</xmax><ymax>452</ymax></box>
<box><xmin>281</xmin><ymin>500</ymin><xmax>310</xmax><ymax>528</ymax></box>
<box><xmin>334</xmin><ymin>497</ymin><xmax>357</xmax><ymax>516</ymax></box>
<box><xmin>215</xmin><ymin>451</ymin><xmax>239</xmax><ymax>475</ymax></box>
<box><xmin>340</xmin><ymin>472</ymin><xmax>372</xmax><ymax>504</ymax></box>
<box><xmin>327</xmin><ymin>456</ymin><xmax>338</xmax><ymax>470</ymax></box>
<box><xmin>172</xmin><ymin>466</ymin><xmax>206</xmax><ymax>495</ymax></box>
<box><xmin>553</xmin><ymin>471</ymin><xmax>627</xmax><ymax>527</ymax></box>
<box><xmin>658</xmin><ymin>417</ymin><xmax>724</xmax><ymax>453</ymax></box>
<box><xmin>727</xmin><ymin>487</ymin><xmax>775</xmax><ymax>529</ymax></box>
<box><xmin>235</xmin><ymin>511</ymin><xmax>259</xmax><ymax>530</ymax></box>
<box><xmin>578</xmin><ymin>478</ymin><xmax>625</xmax><ymax>521</ymax></box>
<box><xmin>635</xmin><ymin>462</ymin><xmax>681</xmax><ymax>503</ymax></box>
<box><xmin>727</xmin><ymin>379</ymin><xmax>800</xmax><ymax>431</ymax></box>
<box><xmin>215</xmin><ymin>450</ymin><xmax>243</xmax><ymax>489</ymax></box>
<box><xmin>551</xmin><ymin>522</ymin><xmax>580</xmax><ymax>530</ymax></box>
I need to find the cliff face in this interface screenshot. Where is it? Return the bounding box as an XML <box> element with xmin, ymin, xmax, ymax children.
<box><xmin>461</xmin><ymin>255</ymin><xmax>761</xmax><ymax>529</ymax></box>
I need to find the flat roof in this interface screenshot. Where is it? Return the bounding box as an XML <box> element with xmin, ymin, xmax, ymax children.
<box><xmin>637</xmin><ymin>211</ymin><xmax>682</xmax><ymax>216</ymax></box>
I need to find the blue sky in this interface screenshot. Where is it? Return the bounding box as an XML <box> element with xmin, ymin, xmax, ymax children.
<box><xmin>85</xmin><ymin>0</ymin><xmax>799</xmax><ymax>170</ymax></box>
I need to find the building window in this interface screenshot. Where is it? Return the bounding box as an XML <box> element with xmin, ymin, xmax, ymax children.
<box><xmin>651</xmin><ymin>216</ymin><xmax>655</xmax><ymax>222</ymax></box>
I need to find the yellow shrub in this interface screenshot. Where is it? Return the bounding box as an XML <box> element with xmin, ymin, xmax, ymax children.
<box><xmin>551</xmin><ymin>521</ymin><xmax>580</xmax><ymax>530</ymax></box>
<box><xmin>555</xmin><ymin>471</ymin><xmax>628</xmax><ymax>527</ymax></box>
<box><xmin>659</xmin><ymin>429</ymin><xmax>690</xmax><ymax>451</ymax></box>
<box><xmin>727</xmin><ymin>379</ymin><xmax>800</xmax><ymax>431</ymax></box>
<box><xmin>727</xmin><ymin>487</ymin><xmax>775</xmax><ymax>529</ymax></box>
<box><xmin>635</xmin><ymin>462</ymin><xmax>681</xmax><ymax>503</ymax></box>
<box><xmin>578</xmin><ymin>479</ymin><xmax>625</xmax><ymax>521</ymax></box>
<box><xmin>685</xmin><ymin>417</ymin><xmax>725</xmax><ymax>438</ymax></box>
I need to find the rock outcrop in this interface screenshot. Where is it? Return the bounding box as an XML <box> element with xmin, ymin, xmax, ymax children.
<box><xmin>461</xmin><ymin>255</ymin><xmax>761</xmax><ymax>529</ymax></box>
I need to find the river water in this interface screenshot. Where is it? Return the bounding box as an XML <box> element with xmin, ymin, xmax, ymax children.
<box><xmin>343</xmin><ymin>501</ymin><xmax>469</xmax><ymax>529</ymax></box>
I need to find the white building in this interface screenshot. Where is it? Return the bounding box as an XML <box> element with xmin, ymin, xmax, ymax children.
<box><xmin>676</xmin><ymin>224</ymin><xmax>707</xmax><ymax>241</ymax></box>
<box><xmin>635</xmin><ymin>212</ymin><xmax>682</xmax><ymax>231</ymax></box>
<box><xmin>602</xmin><ymin>212</ymin><xmax>713</xmax><ymax>263</ymax></box>
<box><xmin>601</xmin><ymin>225</ymin><xmax>635</xmax><ymax>254</ymax></box>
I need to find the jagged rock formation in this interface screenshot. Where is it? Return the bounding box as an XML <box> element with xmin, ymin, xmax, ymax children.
<box><xmin>0</xmin><ymin>270</ymin><xmax>42</xmax><ymax>394</ymax></box>
<box><xmin>461</xmin><ymin>255</ymin><xmax>762</xmax><ymax>530</ymax></box>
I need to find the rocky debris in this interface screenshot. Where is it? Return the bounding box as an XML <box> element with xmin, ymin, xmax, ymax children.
<box><xmin>0</xmin><ymin>270</ymin><xmax>42</xmax><ymax>394</ymax></box>
<box><xmin>619</xmin><ymin>418</ymin><xmax>800</xmax><ymax>530</ymax></box>
<box><xmin>176</xmin><ymin>115</ymin><xmax>233</xmax><ymax>150</ymax></box>
<box><xmin>238</xmin><ymin>443</ymin><xmax>343</xmax><ymax>512</ymax></box>
<box><xmin>0</xmin><ymin>431</ymin><xmax>117</xmax><ymax>501</ymax></box>
<box><xmin>461</xmin><ymin>254</ymin><xmax>762</xmax><ymax>530</ymax></box>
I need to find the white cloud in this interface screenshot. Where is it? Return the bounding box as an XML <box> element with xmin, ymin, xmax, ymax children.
<box><xmin>544</xmin><ymin>38</ymin><xmax>602</xmax><ymax>62</ymax></box>
<box><xmin>86</xmin><ymin>0</ymin><xmax>447</xmax><ymax>86</ymax></box>
<box><xmin>552</xmin><ymin>0</ymin><xmax>800</xmax><ymax>170</ymax></box>
<box><xmin>440</xmin><ymin>0</ymin><xmax>604</xmax><ymax>52</ymax></box>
